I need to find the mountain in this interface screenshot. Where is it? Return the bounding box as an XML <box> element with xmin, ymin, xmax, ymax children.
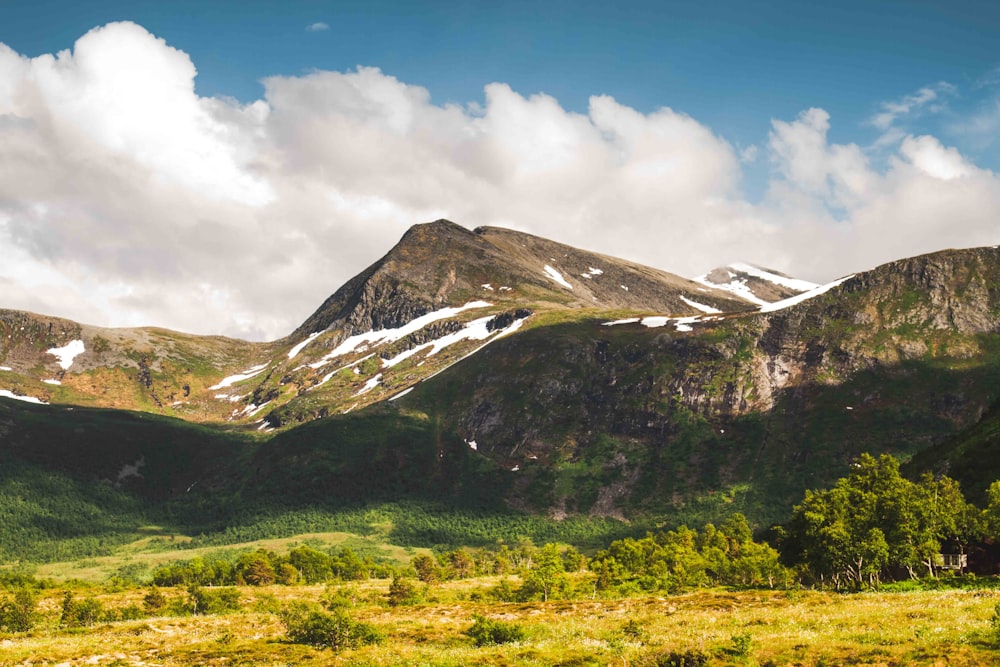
<box><xmin>0</xmin><ymin>220</ymin><xmax>754</xmax><ymax>429</ymax></box>
<box><xmin>694</xmin><ymin>262</ymin><xmax>819</xmax><ymax>305</ymax></box>
<box><xmin>1</xmin><ymin>221</ymin><xmax>999</xmax><ymax>559</ymax></box>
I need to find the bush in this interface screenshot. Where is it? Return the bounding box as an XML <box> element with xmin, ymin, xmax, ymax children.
<box><xmin>387</xmin><ymin>577</ymin><xmax>422</xmax><ymax>607</ymax></box>
<box><xmin>188</xmin><ymin>585</ymin><xmax>242</xmax><ymax>615</ymax></box>
<box><xmin>280</xmin><ymin>604</ymin><xmax>384</xmax><ymax>650</ymax></box>
<box><xmin>991</xmin><ymin>602</ymin><xmax>1000</xmax><ymax>646</ymax></box>
<box><xmin>465</xmin><ymin>615</ymin><xmax>526</xmax><ymax>647</ymax></box>
<box><xmin>143</xmin><ymin>586</ymin><xmax>167</xmax><ymax>614</ymax></box>
<box><xmin>60</xmin><ymin>591</ymin><xmax>104</xmax><ymax>628</ymax></box>
<box><xmin>0</xmin><ymin>588</ymin><xmax>38</xmax><ymax>632</ymax></box>
<box><xmin>645</xmin><ymin>650</ymin><xmax>709</xmax><ymax>667</ymax></box>
<box><xmin>729</xmin><ymin>632</ymin><xmax>753</xmax><ymax>657</ymax></box>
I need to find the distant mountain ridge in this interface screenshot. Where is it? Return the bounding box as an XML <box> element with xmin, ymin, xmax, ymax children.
<box><xmin>1</xmin><ymin>220</ymin><xmax>999</xmax><ymax>540</ymax></box>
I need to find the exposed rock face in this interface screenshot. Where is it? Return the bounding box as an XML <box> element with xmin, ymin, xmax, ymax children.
<box><xmin>420</xmin><ymin>246</ymin><xmax>1000</xmax><ymax>519</ymax></box>
<box><xmin>290</xmin><ymin>219</ymin><xmax>754</xmax><ymax>342</ymax></box>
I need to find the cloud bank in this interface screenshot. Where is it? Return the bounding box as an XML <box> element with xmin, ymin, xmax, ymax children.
<box><xmin>0</xmin><ymin>22</ymin><xmax>997</xmax><ymax>340</ymax></box>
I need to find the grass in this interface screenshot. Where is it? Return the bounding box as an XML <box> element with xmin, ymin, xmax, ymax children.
<box><xmin>2</xmin><ymin>580</ymin><xmax>999</xmax><ymax>665</ymax></box>
<box><xmin>29</xmin><ymin>531</ymin><xmax>432</xmax><ymax>584</ymax></box>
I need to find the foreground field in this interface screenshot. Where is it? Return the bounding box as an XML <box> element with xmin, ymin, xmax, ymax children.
<box><xmin>2</xmin><ymin>579</ymin><xmax>999</xmax><ymax>666</ymax></box>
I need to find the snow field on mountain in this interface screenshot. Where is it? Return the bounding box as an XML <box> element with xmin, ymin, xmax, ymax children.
<box><xmin>727</xmin><ymin>263</ymin><xmax>819</xmax><ymax>292</ymax></box>
<box><xmin>47</xmin><ymin>339</ymin><xmax>85</xmax><ymax>370</ymax></box>
<box><xmin>692</xmin><ymin>274</ymin><xmax>769</xmax><ymax>306</ymax></box>
<box><xmin>0</xmin><ymin>389</ymin><xmax>46</xmax><ymax>404</ymax></box>
<box><xmin>759</xmin><ymin>275</ymin><xmax>855</xmax><ymax>313</ymax></box>
<box><xmin>543</xmin><ymin>265</ymin><xmax>573</xmax><ymax>289</ymax></box>
<box><xmin>679</xmin><ymin>296</ymin><xmax>722</xmax><ymax>314</ymax></box>
<box><xmin>307</xmin><ymin>301</ymin><xmax>492</xmax><ymax>369</ymax></box>
<box><xmin>210</xmin><ymin>363</ymin><xmax>270</xmax><ymax>390</ymax></box>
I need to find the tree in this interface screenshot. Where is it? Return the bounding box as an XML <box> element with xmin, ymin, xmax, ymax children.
<box><xmin>289</xmin><ymin>546</ymin><xmax>333</xmax><ymax>584</ymax></box>
<box><xmin>387</xmin><ymin>577</ymin><xmax>422</xmax><ymax>607</ymax></box>
<box><xmin>519</xmin><ymin>544</ymin><xmax>567</xmax><ymax>602</ymax></box>
<box><xmin>781</xmin><ymin>454</ymin><xmax>974</xmax><ymax>588</ymax></box>
<box><xmin>412</xmin><ymin>554</ymin><xmax>440</xmax><ymax>583</ymax></box>
<box><xmin>238</xmin><ymin>551</ymin><xmax>277</xmax><ymax>586</ymax></box>
<box><xmin>0</xmin><ymin>588</ymin><xmax>38</xmax><ymax>632</ymax></box>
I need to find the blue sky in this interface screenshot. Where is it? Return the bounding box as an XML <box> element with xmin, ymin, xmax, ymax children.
<box><xmin>0</xmin><ymin>1</ymin><xmax>998</xmax><ymax>337</ymax></box>
<box><xmin>4</xmin><ymin>1</ymin><xmax>998</xmax><ymax>166</ymax></box>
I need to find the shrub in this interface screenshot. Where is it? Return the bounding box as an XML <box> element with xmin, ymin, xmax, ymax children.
<box><xmin>387</xmin><ymin>577</ymin><xmax>422</xmax><ymax>607</ymax></box>
<box><xmin>646</xmin><ymin>650</ymin><xmax>709</xmax><ymax>667</ymax></box>
<box><xmin>465</xmin><ymin>615</ymin><xmax>527</xmax><ymax>647</ymax></box>
<box><xmin>188</xmin><ymin>585</ymin><xmax>242</xmax><ymax>615</ymax></box>
<box><xmin>991</xmin><ymin>602</ymin><xmax>1000</xmax><ymax>646</ymax></box>
<box><xmin>142</xmin><ymin>586</ymin><xmax>167</xmax><ymax>615</ymax></box>
<box><xmin>621</xmin><ymin>618</ymin><xmax>646</xmax><ymax>643</ymax></box>
<box><xmin>280</xmin><ymin>605</ymin><xmax>384</xmax><ymax>650</ymax></box>
<box><xmin>0</xmin><ymin>588</ymin><xmax>38</xmax><ymax>632</ymax></box>
<box><xmin>60</xmin><ymin>591</ymin><xmax>104</xmax><ymax>628</ymax></box>
<box><xmin>729</xmin><ymin>632</ymin><xmax>753</xmax><ymax>657</ymax></box>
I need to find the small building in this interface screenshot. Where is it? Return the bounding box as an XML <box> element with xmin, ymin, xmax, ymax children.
<box><xmin>937</xmin><ymin>553</ymin><xmax>968</xmax><ymax>570</ymax></box>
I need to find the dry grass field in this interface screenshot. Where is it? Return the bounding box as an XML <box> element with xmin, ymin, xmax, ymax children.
<box><xmin>3</xmin><ymin>578</ymin><xmax>999</xmax><ymax>666</ymax></box>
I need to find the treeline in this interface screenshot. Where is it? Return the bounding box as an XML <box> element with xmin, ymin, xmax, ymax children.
<box><xmin>151</xmin><ymin>546</ymin><xmax>396</xmax><ymax>587</ymax></box>
<box><xmin>777</xmin><ymin>453</ymin><xmax>996</xmax><ymax>590</ymax></box>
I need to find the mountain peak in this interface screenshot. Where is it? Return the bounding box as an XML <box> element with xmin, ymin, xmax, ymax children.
<box><xmin>694</xmin><ymin>262</ymin><xmax>818</xmax><ymax>305</ymax></box>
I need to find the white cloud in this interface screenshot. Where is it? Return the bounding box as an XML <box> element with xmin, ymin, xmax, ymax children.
<box><xmin>0</xmin><ymin>23</ymin><xmax>997</xmax><ymax>341</ymax></box>
<box><xmin>306</xmin><ymin>22</ymin><xmax>330</xmax><ymax>32</ymax></box>
<box><xmin>870</xmin><ymin>82</ymin><xmax>954</xmax><ymax>131</ymax></box>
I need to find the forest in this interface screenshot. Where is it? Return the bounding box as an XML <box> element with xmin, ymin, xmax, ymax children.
<box><xmin>4</xmin><ymin>453</ymin><xmax>1000</xmax><ymax>665</ymax></box>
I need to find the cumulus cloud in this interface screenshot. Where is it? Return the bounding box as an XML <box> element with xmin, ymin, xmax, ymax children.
<box><xmin>306</xmin><ymin>22</ymin><xmax>330</xmax><ymax>32</ymax></box>
<box><xmin>0</xmin><ymin>22</ymin><xmax>997</xmax><ymax>340</ymax></box>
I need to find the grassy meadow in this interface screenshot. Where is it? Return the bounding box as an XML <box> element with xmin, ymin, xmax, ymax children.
<box><xmin>2</xmin><ymin>577</ymin><xmax>999</xmax><ymax>666</ymax></box>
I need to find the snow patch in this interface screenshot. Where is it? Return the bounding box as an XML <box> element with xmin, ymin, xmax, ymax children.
<box><xmin>728</xmin><ymin>262</ymin><xmax>820</xmax><ymax>292</ymax></box>
<box><xmin>388</xmin><ymin>387</ymin><xmax>414</xmax><ymax>402</ymax></box>
<box><xmin>287</xmin><ymin>332</ymin><xmax>321</xmax><ymax>360</ymax></box>
<box><xmin>209</xmin><ymin>363</ymin><xmax>269</xmax><ymax>390</ymax></box>
<box><xmin>759</xmin><ymin>275</ymin><xmax>855</xmax><ymax>313</ymax></box>
<box><xmin>605</xmin><ymin>316</ymin><xmax>700</xmax><ymax>332</ymax></box>
<box><xmin>43</xmin><ymin>379</ymin><xmax>61</xmax><ymax>385</ymax></box>
<box><xmin>692</xmin><ymin>274</ymin><xmax>768</xmax><ymax>306</ymax></box>
<box><xmin>481</xmin><ymin>283</ymin><xmax>494</xmax><ymax>291</ymax></box>
<box><xmin>466</xmin><ymin>439</ymin><xmax>478</xmax><ymax>451</ymax></box>
<box><xmin>381</xmin><ymin>313</ymin><xmax>523</xmax><ymax>368</ymax></box>
<box><xmin>309</xmin><ymin>302</ymin><xmax>492</xmax><ymax>368</ymax></box>
<box><xmin>46</xmin><ymin>339</ymin><xmax>85</xmax><ymax>370</ymax></box>
<box><xmin>418</xmin><ymin>312</ymin><xmax>533</xmax><ymax>384</ymax></box>
<box><xmin>543</xmin><ymin>265</ymin><xmax>573</xmax><ymax>289</ymax></box>
<box><xmin>499</xmin><ymin>286</ymin><xmax>512</xmax><ymax>292</ymax></box>
<box><xmin>355</xmin><ymin>373</ymin><xmax>382</xmax><ymax>396</ymax></box>
<box><xmin>0</xmin><ymin>389</ymin><xmax>46</xmax><ymax>404</ymax></box>
<box><xmin>312</xmin><ymin>354</ymin><xmax>375</xmax><ymax>389</ymax></box>
<box><xmin>679</xmin><ymin>295</ymin><xmax>722</xmax><ymax>314</ymax></box>
<box><xmin>0</xmin><ymin>366</ymin><xmax>12</xmax><ymax>371</ymax></box>
<box><xmin>621</xmin><ymin>285</ymin><xmax>629</xmax><ymax>291</ymax></box>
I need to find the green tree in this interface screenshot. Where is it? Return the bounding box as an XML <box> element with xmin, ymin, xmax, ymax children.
<box><xmin>412</xmin><ymin>554</ymin><xmax>440</xmax><ymax>583</ymax></box>
<box><xmin>289</xmin><ymin>546</ymin><xmax>333</xmax><ymax>584</ymax></box>
<box><xmin>387</xmin><ymin>577</ymin><xmax>423</xmax><ymax>607</ymax></box>
<box><xmin>0</xmin><ymin>588</ymin><xmax>38</xmax><ymax>632</ymax></box>
<box><xmin>519</xmin><ymin>543</ymin><xmax>567</xmax><ymax>602</ymax></box>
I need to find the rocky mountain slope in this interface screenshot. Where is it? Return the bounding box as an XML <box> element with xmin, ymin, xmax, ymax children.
<box><xmin>1</xmin><ymin>220</ymin><xmax>999</xmax><ymax>539</ymax></box>
<box><xmin>0</xmin><ymin>219</ymin><xmax>753</xmax><ymax>429</ymax></box>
